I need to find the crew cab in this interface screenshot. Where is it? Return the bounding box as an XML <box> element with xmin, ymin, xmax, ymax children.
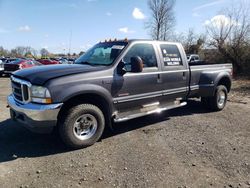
<box><xmin>7</xmin><ymin>39</ymin><xmax>232</xmax><ymax>149</ymax></box>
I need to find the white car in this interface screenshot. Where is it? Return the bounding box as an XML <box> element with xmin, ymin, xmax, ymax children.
<box><xmin>187</xmin><ymin>54</ymin><xmax>200</xmax><ymax>63</ymax></box>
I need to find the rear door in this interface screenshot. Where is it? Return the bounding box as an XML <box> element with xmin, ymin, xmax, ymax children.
<box><xmin>157</xmin><ymin>43</ymin><xmax>189</xmax><ymax>103</ymax></box>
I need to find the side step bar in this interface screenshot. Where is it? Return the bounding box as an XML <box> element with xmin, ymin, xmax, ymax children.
<box><xmin>114</xmin><ymin>101</ymin><xmax>187</xmax><ymax>123</ymax></box>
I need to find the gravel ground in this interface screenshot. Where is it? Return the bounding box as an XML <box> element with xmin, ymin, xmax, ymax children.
<box><xmin>0</xmin><ymin>77</ymin><xmax>250</xmax><ymax>188</ymax></box>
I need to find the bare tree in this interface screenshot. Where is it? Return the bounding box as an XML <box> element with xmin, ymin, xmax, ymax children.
<box><xmin>11</xmin><ymin>46</ymin><xmax>37</xmax><ymax>58</ymax></box>
<box><xmin>172</xmin><ymin>29</ymin><xmax>206</xmax><ymax>54</ymax></box>
<box><xmin>184</xmin><ymin>29</ymin><xmax>197</xmax><ymax>52</ymax></box>
<box><xmin>147</xmin><ymin>0</ymin><xmax>176</xmax><ymax>40</ymax></box>
<box><xmin>0</xmin><ymin>46</ymin><xmax>9</xmax><ymax>57</ymax></box>
<box><xmin>40</xmin><ymin>48</ymin><xmax>49</xmax><ymax>58</ymax></box>
<box><xmin>206</xmin><ymin>3</ymin><xmax>250</xmax><ymax>73</ymax></box>
<box><xmin>10</xmin><ymin>49</ymin><xmax>18</xmax><ymax>57</ymax></box>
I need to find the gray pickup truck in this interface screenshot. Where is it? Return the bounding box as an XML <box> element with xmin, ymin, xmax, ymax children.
<box><xmin>7</xmin><ymin>39</ymin><xmax>232</xmax><ymax>148</ymax></box>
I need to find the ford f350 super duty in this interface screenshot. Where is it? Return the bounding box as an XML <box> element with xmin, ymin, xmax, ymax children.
<box><xmin>7</xmin><ymin>39</ymin><xmax>232</xmax><ymax>148</ymax></box>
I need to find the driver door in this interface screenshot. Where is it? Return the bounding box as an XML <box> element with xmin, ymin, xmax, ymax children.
<box><xmin>112</xmin><ymin>42</ymin><xmax>162</xmax><ymax>118</ymax></box>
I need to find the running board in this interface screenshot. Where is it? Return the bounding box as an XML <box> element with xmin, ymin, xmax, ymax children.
<box><xmin>114</xmin><ymin>101</ymin><xmax>187</xmax><ymax>123</ymax></box>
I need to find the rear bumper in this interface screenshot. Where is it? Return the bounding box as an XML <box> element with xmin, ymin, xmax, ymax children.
<box><xmin>7</xmin><ymin>95</ymin><xmax>63</xmax><ymax>133</ymax></box>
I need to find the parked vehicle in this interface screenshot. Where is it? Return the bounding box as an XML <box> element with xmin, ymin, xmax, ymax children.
<box><xmin>59</xmin><ymin>58</ymin><xmax>70</xmax><ymax>64</ymax></box>
<box><xmin>0</xmin><ymin>58</ymin><xmax>6</xmax><ymax>63</ymax></box>
<box><xmin>58</xmin><ymin>58</ymin><xmax>75</xmax><ymax>64</ymax></box>
<box><xmin>0</xmin><ymin>59</ymin><xmax>3</xmax><ymax>76</ymax></box>
<box><xmin>67</xmin><ymin>58</ymin><xmax>75</xmax><ymax>64</ymax></box>
<box><xmin>37</xmin><ymin>59</ymin><xmax>60</xmax><ymax>65</ymax></box>
<box><xmin>1</xmin><ymin>58</ymin><xmax>17</xmax><ymax>76</ymax></box>
<box><xmin>7</xmin><ymin>39</ymin><xmax>232</xmax><ymax>149</ymax></box>
<box><xmin>3</xmin><ymin>59</ymin><xmax>42</xmax><ymax>74</ymax></box>
<box><xmin>4</xmin><ymin>58</ymin><xmax>18</xmax><ymax>64</ymax></box>
<box><xmin>187</xmin><ymin>54</ymin><xmax>202</xmax><ymax>64</ymax></box>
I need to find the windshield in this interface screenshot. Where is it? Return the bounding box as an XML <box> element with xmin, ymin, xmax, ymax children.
<box><xmin>75</xmin><ymin>42</ymin><xmax>128</xmax><ymax>66</ymax></box>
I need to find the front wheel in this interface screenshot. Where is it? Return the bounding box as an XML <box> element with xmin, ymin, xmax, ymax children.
<box><xmin>58</xmin><ymin>104</ymin><xmax>105</xmax><ymax>149</ymax></box>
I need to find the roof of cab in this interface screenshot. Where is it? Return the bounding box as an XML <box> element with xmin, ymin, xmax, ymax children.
<box><xmin>102</xmin><ymin>38</ymin><xmax>181</xmax><ymax>45</ymax></box>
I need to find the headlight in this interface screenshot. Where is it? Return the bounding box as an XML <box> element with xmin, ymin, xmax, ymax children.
<box><xmin>31</xmin><ymin>85</ymin><xmax>52</xmax><ymax>104</ymax></box>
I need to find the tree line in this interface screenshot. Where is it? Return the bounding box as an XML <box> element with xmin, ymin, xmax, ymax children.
<box><xmin>1</xmin><ymin>0</ymin><xmax>249</xmax><ymax>75</ymax></box>
<box><xmin>0</xmin><ymin>47</ymin><xmax>81</xmax><ymax>59</ymax></box>
<box><xmin>147</xmin><ymin>0</ymin><xmax>250</xmax><ymax>76</ymax></box>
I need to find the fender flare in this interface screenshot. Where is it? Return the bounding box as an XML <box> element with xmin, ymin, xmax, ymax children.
<box><xmin>213</xmin><ymin>71</ymin><xmax>232</xmax><ymax>94</ymax></box>
<box><xmin>53</xmin><ymin>83</ymin><xmax>113</xmax><ymax>113</ymax></box>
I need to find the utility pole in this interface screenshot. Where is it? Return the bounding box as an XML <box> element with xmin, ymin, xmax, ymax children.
<box><xmin>68</xmin><ymin>30</ymin><xmax>72</xmax><ymax>58</ymax></box>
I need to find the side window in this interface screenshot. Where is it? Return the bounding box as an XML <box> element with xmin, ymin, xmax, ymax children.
<box><xmin>160</xmin><ymin>44</ymin><xmax>183</xmax><ymax>66</ymax></box>
<box><xmin>123</xmin><ymin>43</ymin><xmax>157</xmax><ymax>68</ymax></box>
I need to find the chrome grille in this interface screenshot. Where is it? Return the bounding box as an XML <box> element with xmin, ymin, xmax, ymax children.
<box><xmin>11</xmin><ymin>76</ymin><xmax>31</xmax><ymax>103</ymax></box>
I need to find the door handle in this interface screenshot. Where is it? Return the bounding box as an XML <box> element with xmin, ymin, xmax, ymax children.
<box><xmin>157</xmin><ymin>74</ymin><xmax>161</xmax><ymax>83</ymax></box>
<box><xmin>183</xmin><ymin>72</ymin><xmax>187</xmax><ymax>80</ymax></box>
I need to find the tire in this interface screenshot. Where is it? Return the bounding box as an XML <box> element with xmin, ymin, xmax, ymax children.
<box><xmin>208</xmin><ymin>85</ymin><xmax>228</xmax><ymax>111</ymax></box>
<box><xmin>58</xmin><ymin>104</ymin><xmax>105</xmax><ymax>149</ymax></box>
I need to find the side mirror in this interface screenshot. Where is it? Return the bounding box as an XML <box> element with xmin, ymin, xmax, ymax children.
<box><xmin>130</xmin><ymin>56</ymin><xmax>143</xmax><ymax>73</ymax></box>
<box><xmin>117</xmin><ymin>61</ymin><xmax>127</xmax><ymax>75</ymax></box>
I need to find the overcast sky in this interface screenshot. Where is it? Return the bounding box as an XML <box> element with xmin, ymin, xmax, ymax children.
<box><xmin>0</xmin><ymin>0</ymin><xmax>249</xmax><ymax>54</ymax></box>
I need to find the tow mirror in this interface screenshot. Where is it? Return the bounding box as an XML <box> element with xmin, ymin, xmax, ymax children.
<box><xmin>130</xmin><ymin>56</ymin><xmax>143</xmax><ymax>73</ymax></box>
<box><xmin>117</xmin><ymin>61</ymin><xmax>127</xmax><ymax>75</ymax></box>
<box><xmin>117</xmin><ymin>56</ymin><xmax>143</xmax><ymax>75</ymax></box>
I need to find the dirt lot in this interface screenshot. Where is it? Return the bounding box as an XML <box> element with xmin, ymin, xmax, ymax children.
<box><xmin>0</xmin><ymin>77</ymin><xmax>250</xmax><ymax>188</ymax></box>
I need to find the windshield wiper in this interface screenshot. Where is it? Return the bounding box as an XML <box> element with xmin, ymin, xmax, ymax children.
<box><xmin>79</xmin><ymin>61</ymin><xmax>92</xmax><ymax>65</ymax></box>
<box><xmin>78</xmin><ymin>61</ymin><xmax>108</xmax><ymax>66</ymax></box>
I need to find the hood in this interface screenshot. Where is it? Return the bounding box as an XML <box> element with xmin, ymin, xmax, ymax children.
<box><xmin>13</xmin><ymin>64</ymin><xmax>105</xmax><ymax>85</ymax></box>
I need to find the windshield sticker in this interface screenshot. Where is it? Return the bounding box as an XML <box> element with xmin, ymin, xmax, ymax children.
<box><xmin>163</xmin><ymin>56</ymin><xmax>181</xmax><ymax>66</ymax></box>
<box><xmin>166</xmin><ymin>61</ymin><xmax>180</xmax><ymax>66</ymax></box>
<box><xmin>163</xmin><ymin>57</ymin><xmax>171</xmax><ymax>62</ymax></box>
<box><xmin>160</xmin><ymin>45</ymin><xmax>183</xmax><ymax>66</ymax></box>
<box><xmin>112</xmin><ymin>45</ymin><xmax>125</xmax><ymax>50</ymax></box>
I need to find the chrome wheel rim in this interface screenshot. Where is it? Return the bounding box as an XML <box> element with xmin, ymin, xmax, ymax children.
<box><xmin>218</xmin><ymin>91</ymin><xmax>226</xmax><ymax>107</ymax></box>
<box><xmin>73</xmin><ymin>114</ymin><xmax>98</xmax><ymax>140</ymax></box>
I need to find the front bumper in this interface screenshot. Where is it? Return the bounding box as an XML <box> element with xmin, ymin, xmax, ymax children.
<box><xmin>7</xmin><ymin>95</ymin><xmax>63</xmax><ymax>133</ymax></box>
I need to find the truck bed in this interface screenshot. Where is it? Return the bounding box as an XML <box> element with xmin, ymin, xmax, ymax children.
<box><xmin>188</xmin><ymin>63</ymin><xmax>232</xmax><ymax>97</ymax></box>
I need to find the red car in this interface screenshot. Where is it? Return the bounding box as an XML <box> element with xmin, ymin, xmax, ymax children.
<box><xmin>3</xmin><ymin>59</ymin><xmax>42</xmax><ymax>74</ymax></box>
<box><xmin>37</xmin><ymin>59</ymin><xmax>60</xmax><ymax>65</ymax></box>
